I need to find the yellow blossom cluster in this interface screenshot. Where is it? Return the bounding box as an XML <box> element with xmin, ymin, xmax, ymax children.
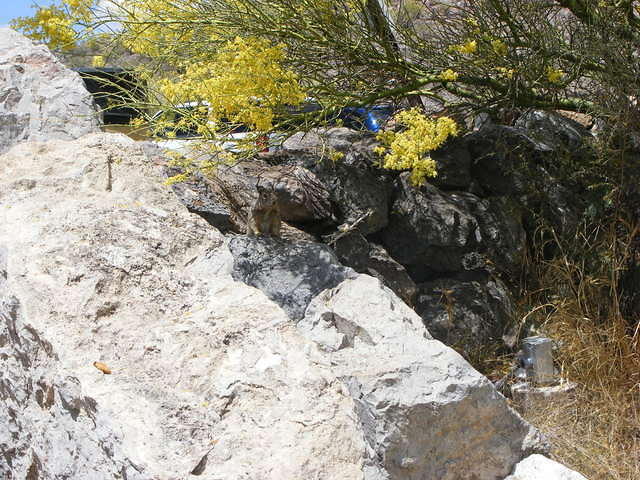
<box><xmin>375</xmin><ymin>109</ymin><xmax>459</xmax><ymax>186</ymax></box>
<box><xmin>454</xmin><ymin>40</ymin><xmax>477</xmax><ymax>55</ymax></box>
<box><xmin>491</xmin><ymin>39</ymin><xmax>507</xmax><ymax>56</ymax></box>
<box><xmin>11</xmin><ymin>5</ymin><xmax>76</xmax><ymax>51</ymax></box>
<box><xmin>63</xmin><ymin>0</ymin><xmax>93</xmax><ymax>21</ymax></box>
<box><xmin>158</xmin><ymin>37</ymin><xmax>305</xmax><ymax>133</ymax></box>
<box><xmin>11</xmin><ymin>0</ymin><xmax>96</xmax><ymax>50</ymax></box>
<box><xmin>546</xmin><ymin>66</ymin><xmax>565</xmax><ymax>84</ymax></box>
<box><xmin>91</xmin><ymin>55</ymin><xmax>105</xmax><ymax>67</ymax></box>
<box><xmin>439</xmin><ymin>69</ymin><xmax>459</xmax><ymax>81</ymax></box>
<box><xmin>119</xmin><ymin>0</ymin><xmax>200</xmax><ymax>58</ymax></box>
<box><xmin>496</xmin><ymin>66</ymin><xmax>516</xmax><ymax>79</ymax></box>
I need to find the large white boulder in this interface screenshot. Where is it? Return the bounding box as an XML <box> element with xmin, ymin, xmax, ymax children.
<box><xmin>300</xmin><ymin>275</ymin><xmax>545</xmax><ymax>479</ymax></box>
<box><xmin>0</xmin><ymin>28</ymin><xmax>100</xmax><ymax>154</ymax></box>
<box><xmin>0</xmin><ymin>132</ymin><xmax>547</xmax><ymax>479</ymax></box>
<box><xmin>505</xmin><ymin>454</ymin><xmax>588</xmax><ymax>479</ymax></box>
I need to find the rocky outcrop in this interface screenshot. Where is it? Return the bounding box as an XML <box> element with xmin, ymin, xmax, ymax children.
<box><xmin>431</xmin><ymin>137</ymin><xmax>473</xmax><ymax>190</ymax></box>
<box><xmin>506</xmin><ymin>454</ymin><xmax>588</xmax><ymax>479</ymax></box>
<box><xmin>272</xmin><ymin>128</ymin><xmax>392</xmax><ymax>235</ymax></box>
<box><xmin>165</xmin><ymin>167</ymin><xmax>234</xmax><ymax>231</ymax></box>
<box><xmin>266</xmin><ymin>128</ymin><xmax>532</xmax><ymax>353</ymax></box>
<box><xmin>218</xmin><ymin>157</ymin><xmax>334</xmax><ymax>225</ymax></box>
<box><xmin>466</xmin><ymin>122</ymin><xmax>585</xmax><ymax>236</ymax></box>
<box><xmin>190</xmin><ymin>118</ymin><xmax>588</xmax><ymax>356</ymax></box>
<box><xmin>514</xmin><ymin>110</ymin><xmax>591</xmax><ymax>152</ymax></box>
<box><xmin>380</xmin><ymin>176</ymin><xmax>485</xmax><ymax>281</ymax></box>
<box><xmin>415</xmin><ymin>277</ymin><xmax>515</xmax><ymax>351</ymax></box>
<box><xmin>0</xmin><ymin>28</ymin><xmax>100</xmax><ymax>154</ymax></box>
<box><xmin>0</xmin><ymin>132</ymin><xmax>548</xmax><ymax>479</ymax></box>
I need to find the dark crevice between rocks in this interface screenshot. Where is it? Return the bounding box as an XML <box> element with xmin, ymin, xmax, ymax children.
<box><xmin>190</xmin><ymin>452</ymin><xmax>209</xmax><ymax>476</ymax></box>
<box><xmin>25</xmin><ymin>453</ymin><xmax>41</xmax><ymax>480</ymax></box>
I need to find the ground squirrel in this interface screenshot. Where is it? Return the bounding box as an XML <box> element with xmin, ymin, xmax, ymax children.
<box><xmin>246</xmin><ymin>185</ymin><xmax>281</xmax><ymax>237</ymax></box>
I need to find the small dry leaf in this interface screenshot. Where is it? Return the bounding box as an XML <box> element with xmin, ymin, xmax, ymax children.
<box><xmin>93</xmin><ymin>361</ymin><xmax>112</xmax><ymax>374</ymax></box>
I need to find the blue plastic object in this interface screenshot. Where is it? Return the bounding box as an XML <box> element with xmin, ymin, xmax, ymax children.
<box><xmin>338</xmin><ymin>105</ymin><xmax>394</xmax><ymax>132</ymax></box>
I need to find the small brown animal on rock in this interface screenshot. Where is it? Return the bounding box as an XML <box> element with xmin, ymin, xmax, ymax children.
<box><xmin>246</xmin><ymin>185</ymin><xmax>281</xmax><ymax>237</ymax></box>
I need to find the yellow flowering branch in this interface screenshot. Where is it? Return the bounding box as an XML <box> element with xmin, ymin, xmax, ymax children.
<box><xmin>375</xmin><ymin>109</ymin><xmax>459</xmax><ymax>186</ymax></box>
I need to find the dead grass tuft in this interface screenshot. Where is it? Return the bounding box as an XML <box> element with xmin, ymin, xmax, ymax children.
<box><xmin>518</xmin><ymin>218</ymin><xmax>640</xmax><ymax>479</ymax></box>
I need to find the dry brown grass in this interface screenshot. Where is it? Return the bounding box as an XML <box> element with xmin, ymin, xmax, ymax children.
<box><xmin>518</xmin><ymin>220</ymin><xmax>640</xmax><ymax>479</ymax></box>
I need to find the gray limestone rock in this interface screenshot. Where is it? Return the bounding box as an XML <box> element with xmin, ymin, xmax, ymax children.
<box><xmin>300</xmin><ymin>275</ymin><xmax>548</xmax><ymax>479</ymax></box>
<box><xmin>0</xmin><ymin>134</ymin><xmax>365</xmax><ymax>479</ymax></box>
<box><xmin>0</xmin><ymin>251</ymin><xmax>145</xmax><ymax>480</ymax></box>
<box><xmin>282</xmin><ymin>127</ymin><xmax>368</xmax><ymax>153</ymax></box>
<box><xmin>0</xmin><ymin>28</ymin><xmax>101</xmax><ymax>154</ymax></box>
<box><xmin>229</xmin><ymin>235</ymin><xmax>355</xmax><ymax>320</ymax></box>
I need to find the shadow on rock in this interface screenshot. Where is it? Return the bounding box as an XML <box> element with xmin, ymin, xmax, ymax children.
<box><xmin>229</xmin><ymin>236</ymin><xmax>356</xmax><ymax>320</ymax></box>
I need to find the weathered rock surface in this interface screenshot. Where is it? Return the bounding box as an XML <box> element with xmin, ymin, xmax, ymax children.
<box><xmin>0</xmin><ymin>134</ymin><xmax>367</xmax><ymax>478</ymax></box>
<box><xmin>466</xmin><ymin>123</ymin><xmax>586</xmax><ymax>236</ymax></box>
<box><xmin>514</xmin><ymin>110</ymin><xmax>591</xmax><ymax>152</ymax></box>
<box><xmin>0</xmin><ymin>250</ymin><xmax>144</xmax><ymax>480</ymax></box>
<box><xmin>467</xmin><ymin>124</ymin><xmax>548</xmax><ymax>197</ymax></box>
<box><xmin>282</xmin><ymin>127</ymin><xmax>366</xmax><ymax>153</ymax></box>
<box><xmin>229</xmin><ymin>235</ymin><xmax>355</xmax><ymax>320</ymax></box>
<box><xmin>272</xmin><ymin>129</ymin><xmax>392</xmax><ymax>235</ymax></box>
<box><xmin>505</xmin><ymin>454</ymin><xmax>588</xmax><ymax>480</ymax></box>
<box><xmin>0</xmin><ymin>28</ymin><xmax>100</xmax><ymax>154</ymax></box>
<box><xmin>431</xmin><ymin>137</ymin><xmax>472</xmax><ymax>190</ymax></box>
<box><xmin>416</xmin><ymin>277</ymin><xmax>515</xmax><ymax>351</ymax></box>
<box><xmin>465</xmin><ymin>195</ymin><xmax>526</xmax><ymax>278</ymax></box>
<box><xmin>165</xmin><ymin>167</ymin><xmax>233</xmax><ymax>231</ymax></box>
<box><xmin>379</xmin><ymin>173</ymin><xmax>527</xmax><ymax>282</ymax></box>
<box><xmin>213</xmin><ymin>156</ymin><xmax>334</xmax><ymax>226</ymax></box>
<box><xmin>333</xmin><ymin>232</ymin><xmax>418</xmax><ymax>305</ymax></box>
<box><xmin>300</xmin><ymin>275</ymin><xmax>546</xmax><ymax>479</ymax></box>
<box><xmin>380</xmin><ymin>175</ymin><xmax>484</xmax><ymax>281</ymax></box>
<box><xmin>0</xmin><ymin>132</ymin><xmax>549</xmax><ymax>479</ymax></box>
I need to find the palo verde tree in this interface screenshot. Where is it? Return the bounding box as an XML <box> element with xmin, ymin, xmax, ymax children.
<box><xmin>12</xmin><ymin>0</ymin><xmax>640</xmax><ymax>180</ymax></box>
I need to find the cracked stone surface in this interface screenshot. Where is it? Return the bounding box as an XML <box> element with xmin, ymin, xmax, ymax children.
<box><xmin>1</xmin><ymin>133</ymin><xmax>563</xmax><ymax>479</ymax></box>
